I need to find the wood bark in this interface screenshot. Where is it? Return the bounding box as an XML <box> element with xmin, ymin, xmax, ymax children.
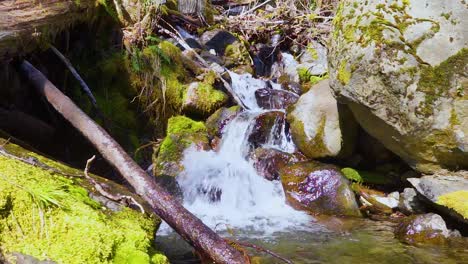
<box><xmin>19</xmin><ymin>60</ymin><xmax>247</xmax><ymax>264</ymax></box>
<box><xmin>0</xmin><ymin>0</ymin><xmax>96</xmax><ymax>58</ymax></box>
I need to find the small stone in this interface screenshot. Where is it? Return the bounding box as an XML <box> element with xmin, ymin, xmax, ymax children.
<box><xmin>398</xmin><ymin>188</ymin><xmax>425</xmax><ymax>215</ymax></box>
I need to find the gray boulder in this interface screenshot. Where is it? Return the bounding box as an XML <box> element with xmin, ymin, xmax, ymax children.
<box><xmin>329</xmin><ymin>0</ymin><xmax>468</xmax><ymax>173</ymax></box>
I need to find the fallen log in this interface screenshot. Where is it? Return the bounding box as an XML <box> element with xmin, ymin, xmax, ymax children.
<box><xmin>19</xmin><ymin>60</ymin><xmax>247</xmax><ymax>264</ymax></box>
<box><xmin>0</xmin><ymin>0</ymin><xmax>96</xmax><ymax>58</ymax></box>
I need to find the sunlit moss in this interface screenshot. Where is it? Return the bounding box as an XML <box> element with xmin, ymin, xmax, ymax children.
<box><xmin>437</xmin><ymin>190</ymin><xmax>468</xmax><ymax>219</ymax></box>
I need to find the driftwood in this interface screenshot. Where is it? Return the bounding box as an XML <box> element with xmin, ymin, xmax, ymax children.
<box><xmin>19</xmin><ymin>60</ymin><xmax>247</xmax><ymax>264</ymax></box>
<box><xmin>0</xmin><ymin>0</ymin><xmax>96</xmax><ymax>58</ymax></box>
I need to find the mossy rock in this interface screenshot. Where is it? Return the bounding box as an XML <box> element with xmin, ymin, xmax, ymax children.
<box><xmin>182</xmin><ymin>71</ymin><xmax>229</xmax><ymax>118</ymax></box>
<box><xmin>205</xmin><ymin>105</ymin><xmax>241</xmax><ymax>138</ymax></box>
<box><xmin>341</xmin><ymin>167</ymin><xmax>390</xmax><ymax>185</ymax></box>
<box><xmin>437</xmin><ymin>190</ymin><xmax>468</xmax><ymax>220</ymax></box>
<box><xmin>153</xmin><ymin>116</ymin><xmax>210</xmax><ymax>177</ymax></box>
<box><xmin>0</xmin><ymin>139</ymin><xmax>168</xmax><ymax>264</ymax></box>
<box><xmin>329</xmin><ymin>0</ymin><xmax>468</xmax><ymax>173</ymax></box>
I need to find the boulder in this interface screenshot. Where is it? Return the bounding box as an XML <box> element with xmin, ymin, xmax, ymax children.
<box><xmin>200</xmin><ymin>30</ymin><xmax>238</xmax><ymax>55</ymax></box>
<box><xmin>287</xmin><ymin>79</ymin><xmax>342</xmax><ymax>158</ymax></box>
<box><xmin>255</xmin><ymin>88</ymin><xmax>299</xmax><ymax>110</ymax></box>
<box><xmin>395</xmin><ymin>213</ymin><xmax>460</xmax><ymax>245</ymax></box>
<box><xmin>279</xmin><ymin>162</ymin><xmax>361</xmax><ymax>216</ymax></box>
<box><xmin>329</xmin><ymin>0</ymin><xmax>468</xmax><ymax>173</ymax></box>
<box><xmin>408</xmin><ymin>171</ymin><xmax>468</xmax><ymax>224</ymax></box>
<box><xmin>205</xmin><ymin>106</ymin><xmax>241</xmax><ymax>138</ymax></box>
<box><xmin>250</xmin><ymin>148</ymin><xmax>307</xmax><ymax>181</ymax></box>
<box><xmin>182</xmin><ymin>72</ymin><xmax>228</xmax><ymax>118</ymax></box>
<box><xmin>153</xmin><ymin>116</ymin><xmax>210</xmax><ymax>177</ymax></box>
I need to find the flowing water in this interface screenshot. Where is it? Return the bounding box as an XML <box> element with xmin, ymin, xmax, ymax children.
<box><xmin>157</xmin><ymin>71</ymin><xmax>468</xmax><ymax>263</ymax></box>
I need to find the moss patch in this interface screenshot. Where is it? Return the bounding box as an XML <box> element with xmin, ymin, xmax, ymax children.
<box><xmin>437</xmin><ymin>190</ymin><xmax>468</xmax><ymax>219</ymax></box>
<box><xmin>0</xmin><ymin>143</ymin><xmax>167</xmax><ymax>264</ymax></box>
<box><xmin>337</xmin><ymin>60</ymin><xmax>351</xmax><ymax>85</ymax></box>
<box><xmin>341</xmin><ymin>168</ymin><xmax>390</xmax><ymax>185</ymax></box>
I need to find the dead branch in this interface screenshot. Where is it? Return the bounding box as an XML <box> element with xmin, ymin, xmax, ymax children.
<box><xmin>49</xmin><ymin>45</ymin><xmax>98</xmax><ymax>107</ymax></box>
<box><xmin>84</xmin><ymin>155</ymin><xmax>145</xmax><ymax>213</ymax></box>
<box><xmin>19</xmin><ymin>60</ymin><xmax>247</xmax><ymax>264</ymax></box>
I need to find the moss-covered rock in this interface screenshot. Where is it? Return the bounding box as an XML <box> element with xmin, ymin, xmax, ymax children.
<box><xmin>287</xmin><ymin>79</ymin><xmax>342</xmax><ymax>158</ymax></box>
<box><xmin>0</xmin><ymin>139</ymin><xmax>167</xmax><ymax>264</ymax></box>
<box><xmin>408</xmin><ymin>171</ymin><xmax>468</xmax><ymax>224</ymax></box>
<box><xmin>329</xmin><ymin>0</ymin><xmax>468</xmax><ymax>173</ymax></box>
<box><xmin>279</xmin><ymin>162</ymin><xmax>361</xmax><ymax>217</ymax></box>
<box><xmin>341</xmin><ymin>167</ymin><xmax>391</xmax><ymax>185</ymax></box>
<box><xmin>182</xmin><ymin>71</ymin><xmax>228</xmax><ymax>117</ymax></box>
<box><xmin>250</xmin><ymin>148</ymin><xmax>307</xmax><ymax>181</ymax></box>
<box><xmin>205</xmin><ymin>105</ymin><xmax>241</xmax><ymax>138</ymax></box>
<box><xmin>153</xmin><ymin>116</ymin><xmax>210</xmax><ymax>177</ymax></box>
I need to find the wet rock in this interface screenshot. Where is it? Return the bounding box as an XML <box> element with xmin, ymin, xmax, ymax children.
<box><xmin>399</xmin><ymin>188</ymin><xmax>425</xmax><ymax>215</ymax></box>
<box><xmin>252</xmin><ymin>44</ymin><xmax>279</xmax><ymax>77</ymax></box>
<box><xmin>255</xmin><ymin>88</ymin><xmax>299</xmax><ymax>110</ymax></box>
<box><xmin>281</xmin><ymin>81</ymin><xmax>303</xmax><ymax>95</ymax></box>
<box><xmin>373</xmin><ymin>192</ymin><xmax>400</xmax><ymax>209</ymax></box>
<box><xmin>205</xmin><ymin>106</ymin><xmax>242</xmax><ymax>138</ymax></box>
<box><xmin>395</xmin><ymin>213</ymin><xmax>460</xmax><ymax>245</ymax></box>
<box><xmin>353</xmin><ymin>184</ymin><xmax>394</xmax><ymax>215</ymax></box>
<box><xmin>287</xmin><ymin>79</ymin><xmax>342</xmax><ymax>158</ymax></box>
<box><xmin>11</xmin><ymin>253</ymin><xmax>55</xmax><ymax>264</ymax></box>
<box><xmin>271</xmin><ymin>52</ymin><xmax>300</xmax><ymax>82</ymax></box>
<box><xmin>248</xmin><ymin>111</ymin><xmax>289</xmax><ymax>148</ymax></box>
<box><xmin>181</xmin><ymin>73</ymin><xmax>229</xmax><ymax>118</ymax></box>
<box><xmin>408</xmin><ymin>171</ymin><xmax>468</xmax><ymax>224</ymax></box>
<box><xmin>279</xmin><ymin>162</ymin><xmax>361</xmax><ymax>216</ymax></box>
<box><xmin>329</xmin><ymin>0</ymin><xmax>468</xmax><ymax>173</ymax></box>
<box><xmin>200</xmin><ymin>30</ymin><xmax>237</xmax><ymax>55</ymax></box>
<box><xmin>250</xmin><ymin>148</ymin><xmax>307</xmax><ymax>181</ymax></box>
<box><xmin>153</xmin><ymin>116</ymin><xmax>210</xmax><ymax>177</ymax></box>
<box><xmin>155</xmin><ymin>175</ymin><xmax>183</xmax><ymax>202</ymax></box>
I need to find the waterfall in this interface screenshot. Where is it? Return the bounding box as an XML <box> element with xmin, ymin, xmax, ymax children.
<box><xmin>173</xmin><ymin>72</ymin><xmax>311</xmax><ymax>235</ymax></box>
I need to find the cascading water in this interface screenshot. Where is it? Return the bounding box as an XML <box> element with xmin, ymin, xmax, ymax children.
<box><xmin>170</xmin><ymin>71</ymin><xmax>313</xmax><ymax>235</ymax></box>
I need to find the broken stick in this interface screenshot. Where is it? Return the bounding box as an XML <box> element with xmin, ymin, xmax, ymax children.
<box><xmin>19</xmin><ymin>60</ymin><xmax>247</xmax><ymax>264</ymax></box>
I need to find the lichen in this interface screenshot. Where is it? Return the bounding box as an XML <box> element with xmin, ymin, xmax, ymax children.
<box><xmin>437</xmin><ymin>190</ymin><xmax>468</xmax><ymax>219</ymax></box>
<box><xmin>0</xmin><ymin>143</ymin><xmax>167</xmax><ymax>264</ymax></box>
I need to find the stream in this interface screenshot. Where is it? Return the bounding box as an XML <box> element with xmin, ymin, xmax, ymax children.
<box><xmin>156</xmin><ymin>70</ymin><xmax>468</xmax><ymax>263</ymax></box>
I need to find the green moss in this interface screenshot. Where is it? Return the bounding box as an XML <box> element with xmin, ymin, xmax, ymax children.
<box><xmin>0</xmin><ymin>144</ymin><xmax>166</xmax><ymax>263</ymax></box>
<box><xmin>437</xmin><ymin>191</ymin><xmax>468</xmax><ymax>219</ymax></box>
<box><xmin>224</xmin><ymin>41</ymin><xmax>251</xmax><ymax>67</ymax></box>
<box><xmin>297</xmin><ymin>67</ymin><xmax>328</xmax><ymax>85</ymax></box>
<box><xmin>166</xmin><ymin>116</ymin><xmax>207</xmax><ymax>135</ymax></box>
<box><xmin>341</xmin><ymin>168</ymin><xmax>363</xmax><ymax>183</ymax></box>
<box><xmin>287</xmin><ymin>114</ymin><xmax>328</xmax><ymax>158</ymax></box>
<box><xmin>417</xmin><ymin>48</ymin><xmax>468</xmax><ymax>116</ymax></box>
<box><xmin>337</xmin><ymin>60</ymin><xmax>351</xmax><ymax>85</ymax></box>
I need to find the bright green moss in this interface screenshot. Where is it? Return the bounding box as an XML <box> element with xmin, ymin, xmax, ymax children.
<box><xmin>437</xmin><ymin>191</ymin><xmax>468</xmax><ymax>219</ymax></box>
<box><xmin>166</xmin><ymin>116</ymin><xmax>207</xmax><ymax>135</ymax></box>
<box><xmin>341</xmin><ymin>168</ymin><xmax>363</xmax><ymax>183</ymax></box>
<box><xmin>0</xmin><ymin>144</ymin><xmax>166</xmax><ymax>264</ymax></box>
<box><xmin>297</xmin><ymin>67</ymin><xmax>328</xmax><ymax>85</ymax></box>
<box><xmin>337</xmin><ymin>60</ymin><xmax>351</xmax><ymax>85</ymax></box>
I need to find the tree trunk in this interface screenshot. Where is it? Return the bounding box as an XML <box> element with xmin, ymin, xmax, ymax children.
<box><xmin>0</xmin><ymin>0</ymin><xmax>96</xmax><ymax>58</ymax></box>
<box><xmin>19</xmin><ymin>60</ymin><xmax>247</xmax><ymax>264</ymax></box>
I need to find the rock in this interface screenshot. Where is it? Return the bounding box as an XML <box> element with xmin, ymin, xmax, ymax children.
<box><xmin>248</xmin><ymin>111</ymin><xmax>292</xmax><ymax>150</ymax></box>
<box><xmin>329</xmin><ymin>0</ymin><xmax>468</xmax><ymax>173</ymax></box>
<box><xmin>254</xmin><ymin>88</ymin><xmax>299</xmax><ymax>110</ymax></box>
<box><xmin>250</xmin><ymin>148</ymin><xmax>307</xmax><ymax>181</ymax></box>
<box><xmin>287</xmin><ymin>79</ymin><xmax>342</xmax><ymax>158</ymax></box>
<box><xmin>252</xmin><ymin>44</ymin><xmax>280</xmax><ymax>77</ymax></box>
<box><xmin>399</xmin><ymin>188</ymin><xmax>425</xmax><ymax>215</ymax></box>
<box><xmin>352</xmin><ymin>184</ymin><xmax>394</xmax><ymax>215</ymax></box>
<box><xmin>395</xmin><ymin>213</ymin><xmax>460</xmax><ymax>245</ymax></box>
<box><xmin>0</xmin><ymin>138</ymin><xmax>168</xmax><ymax>264</ymax></box>
<box><xmin>408</xmin><ymin>171</ymin><xmax>468</xmax><ymax>224</ymax></box>
<box><xmin>200</xmin><ymin>30</ymin><xmax>237</xmax><ymax>55</ymax></box>
<box><xmin>272</xmin><ymin>52</ymin><xmax>300</xmax><ymax>83</ymax></box>
<box><xmin>279</xmin><ymin>162</ymin><xmax>361</xmax><ymax>216</ymax></box>
<box><xmin>297</xmin><ymin>41</ymin><xmax>328</xmax><ymax>76</ymax></box>
<box><xmin>181</xmin><ymin>72</ymin><xmax>228</xmax><ymax>117</ymax></box>
<box><xmin>373</xmin><ymin>191</ymin><xmax>400</xmax><ymax>209</ymax></box>
<box><xmin>154</xmin><ymin>116</ymin><xmax>210</xmax><ymax>177</ymax></box>
<box><xmin>281</xmin><ymin>81</ymin><xmax>303</xmax><ymax>95</ymax></box>
<box><xmin>205</xmin><ymin>106</ymin><xmax>242</xmax><ymax>138</ymax></box>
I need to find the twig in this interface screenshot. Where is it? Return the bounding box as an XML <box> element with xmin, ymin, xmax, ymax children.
<box><xmin>84</xmin><ymin>155</ymin><xmax>145</xmax><ymax>214</ymax></box>
<box><xmin>49</xmin><ymin>45</ymin><xmax>98</xmax><ymax>107</ymax></box>
<box><xmin>232</xmin><ymin>240</ymin><xmax>293</xmax><ymax>264</ymax></box>
<box><xmin>239</xmin><ymin>0</ymin><xmax>273</xmax><ymax>17</ymax></box>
